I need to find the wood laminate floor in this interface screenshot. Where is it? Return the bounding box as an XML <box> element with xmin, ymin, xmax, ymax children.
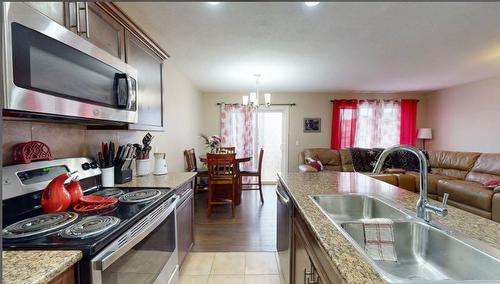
<box><xmin>192</xmin><ymin>185</ymin><xmax>277</xmax><ymax>252</ymax></box>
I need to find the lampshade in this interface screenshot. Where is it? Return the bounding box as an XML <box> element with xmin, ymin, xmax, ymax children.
<box><xmin>264</xmin><ymin>93</ymin><xmax>271</xmax><ymax>106</ymax></box>
<box><xmin>242</xmin><ymin>96</ymin><xmax>249</xmax><ymax>106</ymax></box>
<box><xmin>417</xmin><ymin>128</ymin><xmax>433</xmax><ymax>140</ymax></box>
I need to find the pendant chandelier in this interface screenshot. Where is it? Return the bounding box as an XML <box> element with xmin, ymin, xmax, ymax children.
<box><xmin>242</xmin><ymin>74</ymin><xmax>271</xmax><ymax>107</ymax></box>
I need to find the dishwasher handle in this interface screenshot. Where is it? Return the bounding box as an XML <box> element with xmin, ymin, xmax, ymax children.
<box><xmin>276</xmin><ymin>186</ymin><xmax>290</xmax><ymax>205</ymax></box>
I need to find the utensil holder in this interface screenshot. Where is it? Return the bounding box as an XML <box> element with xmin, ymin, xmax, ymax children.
<box><xmin>101</xmin><ymin>166</ymin><xmax>115</xmax><ymax>187</ymax></box>
<box><xmin>136</xmin><ymin>159</ymin><xmax>151</xmax><ymax>176</ymax></box>
<box><xmin>115</xmin><ymin>168</ymin><xmax>133</xmax><ymax>184</ymax></box>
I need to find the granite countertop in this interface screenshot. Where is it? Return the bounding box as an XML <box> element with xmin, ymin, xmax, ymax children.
<box><xmin>278</xmin><ymin>172</ymin><xmax>500</xmax><ymax>284</ymax></box>
<box><xmin>119</xmin><ymin>172</ymin><xmax>196</xmax><ymax>189</ymax></box>
<box><xmin>2</xmin><ymin>250</ymin><xmax>82</xmax><ymax>284</ymax></box>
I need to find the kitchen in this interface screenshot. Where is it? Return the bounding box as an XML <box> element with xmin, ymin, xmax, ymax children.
<box><xmin>2</xmin><ymin>2</ymin><xmax>200</xmax><ymax>284</ymax></box>
<box><xmin>2</xmin><ymin>2</ymin><xmax>500</xmax><ymax>284</ymax></box>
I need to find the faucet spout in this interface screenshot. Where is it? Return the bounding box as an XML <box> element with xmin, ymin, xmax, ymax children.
<box><xmin>373</xmin><ymin>145</ymin><xmax>448</xmax><ymax>223</ymax></box>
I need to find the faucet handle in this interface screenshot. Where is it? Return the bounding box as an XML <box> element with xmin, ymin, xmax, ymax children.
<box><xmin>442</xmin><ymin>193</ymin><xmax>449</xmax><ymax>209</ymax></box>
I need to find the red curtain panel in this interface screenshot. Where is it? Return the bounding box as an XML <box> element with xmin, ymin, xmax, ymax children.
<box><xmin>400</xmin><ymin>99</ymin><xmax>419</xmax><ymax>146</ymax></box>
<box><xmin>331</xmin><ymin>100</ymin><xmax>358</xmax><ymax>149</ymax></box>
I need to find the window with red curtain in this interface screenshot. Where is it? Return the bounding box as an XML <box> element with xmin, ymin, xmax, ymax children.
<box><xmin>400</xmin><ymin>99</ymin><xmax>419</xmax><ymax>146</ymax></box>
<box><xmin>331</xmin><ymin>100</ymin><xmax>358</xmax><ymax>149</ymax></box>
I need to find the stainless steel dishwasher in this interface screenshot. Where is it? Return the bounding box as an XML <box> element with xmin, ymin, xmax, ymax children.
<box><xmin>276</xmin><ymin>181</ymin><xmax>292</xmax><ymax>284</ymax></box>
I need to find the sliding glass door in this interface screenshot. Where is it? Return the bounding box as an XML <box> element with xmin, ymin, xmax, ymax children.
<box><xmin>256</xmin><ymin>106</ymin><xmax>289</xmax><ymax>183</ymax></box>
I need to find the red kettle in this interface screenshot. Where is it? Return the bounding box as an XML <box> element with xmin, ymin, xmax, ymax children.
<box><xmin>66</xmin><ymin>176</ymin><xmax>83</xmax><ymax>207</ymax></box>
<box><xmin>41</xmin><ymin>173</ymin><xmax>72</xmax><ymax>213</ymax></box>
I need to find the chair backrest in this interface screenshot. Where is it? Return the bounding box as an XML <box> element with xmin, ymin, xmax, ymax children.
<box><xmin>257</xmin><ymin>148</ymin><xmax>264</xmax><ymax>172</ymax></box>
<box><xmin>184</xmin><ymin>148</ymin><xmax>198</xmax><ymax>172</ymax></box>
<box><xmin>207</xmin><ymin>153</ymin><xmax>236</xmax><ymax>179</ymax></box>
<box><xmin>219</xmin><ymin>147</ymin><xmax>236</xmax><ymax>153</ymax></box>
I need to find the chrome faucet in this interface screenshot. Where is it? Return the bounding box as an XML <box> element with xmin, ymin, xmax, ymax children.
<box><xmin>373</xmin><ymin>145</ymin><xmax>449</xmax><ymax>223</ymax></box>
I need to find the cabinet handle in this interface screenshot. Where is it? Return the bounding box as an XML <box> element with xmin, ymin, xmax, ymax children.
<box><xmin>304</xmin><ymin>265</ymin><xmax>319</xmax><ymax>284</ymax></box>
<box><xmin>75</xmin><ymin>2</ymin><xmax>81</xmax><ymax>35</ymax></box>
<box><xmin>83</xmin><ymin>2</ymin><xmax>90</xmax><ymax>38</ymax></box>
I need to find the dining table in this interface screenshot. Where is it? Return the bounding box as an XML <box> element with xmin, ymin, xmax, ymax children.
<box><xmin>199</xmin><ymin>154</ymin><xmax>252</xmax><ymax>205</ymax></box>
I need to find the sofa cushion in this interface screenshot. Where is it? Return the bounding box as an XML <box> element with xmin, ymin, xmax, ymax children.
<box><xmin>369</xmin><ymin>174</ymin><xmax>398</xmax><ymax>187</ymax></box>
<box><xmin>428</xmin><ymin>151</ymin><xmax>481</xmax><ymax>180</ymax></box>
<box><xmin>304</xmin><ymin>148</ymin><xmax>341</xmax><ymax>167</ymax></box>
<box><xmin>394</xmin><ymin>174</ymin><xmax>417</xmax><ymax>192</ymax></box>
<box><xmin>437</xmin><ymin>179</ymin><xmax>494</xmax><ymax>212</ymax></box>
<box><xmin>465</xmin><ymin>153</ymin><xmax>500</xmax><ymax>184</ymax></box>
<box><xmin>406</xmin><ymin>171</ymin><xmax>454</xmax><ymax>194</ymax></box>
<box><xmin>339</xmin><ymin>149</ymin><xmax>354</xmax><ymax>172</ymax></box>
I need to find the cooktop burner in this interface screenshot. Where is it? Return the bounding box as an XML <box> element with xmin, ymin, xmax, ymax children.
<box><xmin>91</xmin><ymin>188</ymin><xmax>124</xmax><ymax>198</ymax></box>
<box><xmin>3</xmin><ymin>212</ymin><xmax>79</xmax><ymax>239</ymax></box>
<box><xmin>60</xmin><ymin>216</ymin><xmax>121</xmax><ymax>239</ymax></box>
<box><xmin>118</xmin><ymin>189</ymin><xmax>162</xmax><ymax>203</ymax></box>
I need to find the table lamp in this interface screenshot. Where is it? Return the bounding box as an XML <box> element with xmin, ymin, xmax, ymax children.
<box><xmin>417</xmin><ymin>128</ymin><xmax>432</xmax><ymax>150</ymax></box>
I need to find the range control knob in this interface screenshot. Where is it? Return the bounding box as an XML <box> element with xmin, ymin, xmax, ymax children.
<box><xmin>82</xmin><ymin>162</ymin><xmax>91</xmax><ymax>170</ymax></box>
<box><xmin>90</xmin><ymin>162</ymin><xmax>98</xmax><ymax>169</ymax></box>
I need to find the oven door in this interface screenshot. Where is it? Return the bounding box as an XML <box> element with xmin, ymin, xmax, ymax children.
<box><xmin>3</xmin><ymin>2</ymin><xmax>138</xmax><ymax>123</ymax></box>
<box><xmin>91</xmin><ymin>196</ymin><xmax>178</xmax><ymax>284</ymax></box>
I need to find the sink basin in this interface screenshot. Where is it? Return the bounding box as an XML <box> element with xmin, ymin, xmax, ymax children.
<box><xmin>341</xmin><ymin>221</ymin><xmax>500</xmax><ymax>282</ymax></box>
<box><xmin>311</xmin><ymin>194</ymin><xmax>410</xmax><ymax>222</ymax></box>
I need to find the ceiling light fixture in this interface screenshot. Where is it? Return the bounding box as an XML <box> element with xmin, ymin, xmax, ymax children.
<box><xmin>305</xmin><ymin>2</ymin><xmax>320</xmax><ymax>7</ymax></box>
<box><xmin>208</xmin><ymin>2</ymin><xmax>221</xmax><ymax>5</ymax></box>
<box><xmin>242</xmin><ymin>74</ymin><xmax>271</xmax><ymax>108</ymax></box>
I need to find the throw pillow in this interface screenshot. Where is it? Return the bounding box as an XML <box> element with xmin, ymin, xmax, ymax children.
<box><xmin>349</xmin><ymin>148</ymin><xmax>386</xmax><ymax>172</ymax></box>
<box><xmin>483</xmin><ymin>179</ymin><xmax>500</xmax><ymax>188</ymax></box>
<box><xmin>305</xmin><ymin>156</ymin><xmax>324</xmax><ymax>171</ymax></box>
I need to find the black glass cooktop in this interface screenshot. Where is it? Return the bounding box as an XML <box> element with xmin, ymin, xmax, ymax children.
<box><xmin>2</xmin><ymin>187</ymin><xmax>173</xmax><ymax>255</ymax></box>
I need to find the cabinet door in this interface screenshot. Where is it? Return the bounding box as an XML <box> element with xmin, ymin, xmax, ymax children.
<box><xmin>293</xmin><ymin>228</ymin><xmax>322</xmax><ymax>284</ymax></box>
<box><xmin>25</xmin><ymin>2</ymin><xmax>67</xmax><ymax>26</ymax></box>
<box><xmin>177</xmin><ymin>190</ymin><xmax>194</xmax><ymax>267</ymax></box>
<box><xmin>84</xmin><ymin>3</ymin><xmax>125</xmax><ymax>60</ymax></box>
<box><xmin>125</xmin><ymin>30</ymin><xmax>165</xmax><ymax>130</ymax></box>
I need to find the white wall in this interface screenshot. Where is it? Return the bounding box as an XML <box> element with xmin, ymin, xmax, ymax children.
<box><xmin>426</xmin><ymin>75</ymin><xmax>500</xmax><ymax>153</ymax></box>
<box><xmin>203</xmin><ymin>92</ymin><xmax>428</xmax><ymax>172</ymax></box>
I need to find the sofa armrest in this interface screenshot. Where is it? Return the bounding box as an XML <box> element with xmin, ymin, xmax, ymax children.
<box><xmin>298</xmin><ymin>164</ymin><xmax>318</xmax><ymax>173</ymax></box>
<box><xmin>492</xmin><ymin>193</ymin><xmax>500</xmax><ymax>222</ymax></box>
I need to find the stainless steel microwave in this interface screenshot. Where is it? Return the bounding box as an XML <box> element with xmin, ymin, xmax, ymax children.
<box><xmin>2</xmin><ymin>2</ymin><xmax>138</xmax><ymax>124</ymax></box>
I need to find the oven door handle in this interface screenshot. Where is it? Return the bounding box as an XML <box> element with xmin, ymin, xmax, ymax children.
<box><xmin>91</xmin><ymin>195</ymin><xmax>178</xmax><ymax>271</ymax></box>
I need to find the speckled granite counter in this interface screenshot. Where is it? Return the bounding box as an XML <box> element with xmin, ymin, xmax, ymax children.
<box><xmin>119</xmin><ymin>172</ymin><xmax>196</xmax><ymax>189</ymax></box>
<box><xmin>278</xmin><ymin>172</ymin><xmax>500</xmax><ymax>284</ymax></box>
<box><xmin>2</xmin><ymin>250</ymin><xmax>82</xmax><ymax>284</ymax></box>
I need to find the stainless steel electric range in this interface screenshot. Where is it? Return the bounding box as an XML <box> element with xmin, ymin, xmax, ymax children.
<box><xmin>2</xmin><ymin>157</ymin><xmax>179</xmax><ymax>284</ymax></box>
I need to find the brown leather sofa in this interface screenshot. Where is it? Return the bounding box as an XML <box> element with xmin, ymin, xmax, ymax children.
<box><xmin>298</xmin><ymin>148</ymin><xmax>500</xmax><ymax>222</ymax></box>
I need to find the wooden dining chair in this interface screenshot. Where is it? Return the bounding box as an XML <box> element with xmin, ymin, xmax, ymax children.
<box><xmin>240</xmin><ymin>148</ymin><xmax>264</xmax><ymax>203</ymax></box>
<box><xmin>206</xmin><ymin>153</ymin><xmax>237</xmax><ymax>217</ymax></box>
<box><xmin>184</xmin><ymin>148</ymin><xmax>208</xmax><ymax>193</ymax></box>
<box><xmin>219</xmin><ymin>147</ymin><xmax>236</xmax><ymax>153</ymax></box>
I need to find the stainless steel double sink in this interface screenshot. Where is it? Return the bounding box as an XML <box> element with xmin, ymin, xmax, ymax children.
<box><xmin>311</xmin><ymin>194</ymin><xmax>500</xmax><ymax>283</ymax></box>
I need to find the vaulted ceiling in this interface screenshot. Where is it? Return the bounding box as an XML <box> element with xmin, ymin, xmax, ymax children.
<box><xmin>117</xmin><ymin>2</ymin><xmax>500</xmax><ymax>93</ymax></box>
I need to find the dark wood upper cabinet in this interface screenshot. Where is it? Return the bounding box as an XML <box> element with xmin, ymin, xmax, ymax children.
<box><xmin>85</xmin><ymin>3</ymin><xmax>125</xmax><ymax>60</ymax></box>
<box><xmin>125</xmin><ymin>30</ymin><xmax>165</xmax><ymax>130</ymax></box>
<box><xmin>25</xmin><ymin>2</ymin><xmax>67</xmax><ymax>26</ymax></box>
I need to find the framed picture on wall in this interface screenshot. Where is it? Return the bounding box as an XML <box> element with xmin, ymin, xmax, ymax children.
<box><xmin>304</xmin><ymin>118</ymin><xmax>321</xmax><ymax>133</ymax></box>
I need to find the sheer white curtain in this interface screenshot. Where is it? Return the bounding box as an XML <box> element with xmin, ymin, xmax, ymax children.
<box><xmin>220</xmin><ymin>104</ymin><xmax>257</xmax><ymax>167</ymax></box>
<box><xmin>354</xmin><ymin>100</ymin><xmax>401</xmax><ymax>148</ymax></box>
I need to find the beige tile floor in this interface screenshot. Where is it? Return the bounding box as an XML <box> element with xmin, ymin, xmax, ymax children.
<box><xmin>180</xmin><ymin>252</ymin><xmax>282</xmax><ymax>284</ymax></box>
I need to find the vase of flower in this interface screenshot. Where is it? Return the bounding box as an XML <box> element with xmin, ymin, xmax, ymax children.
<box><xmin>201</xmin><ymin>134</ymin><xmax>222</xmax><ymax>154</ymax></box>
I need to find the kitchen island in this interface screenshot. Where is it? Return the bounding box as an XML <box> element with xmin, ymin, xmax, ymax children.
<box><xmin>2</xmin><ymin>250</ymin><xmax>82</xmax><ymax>284</ymax></box>
<box><xmin>278</xmin><ymin>171</ymin><xmax>500</xmax><ymax>283</ymax></box>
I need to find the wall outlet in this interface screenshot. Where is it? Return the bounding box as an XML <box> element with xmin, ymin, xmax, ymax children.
<box><xmin>295</xmin><ymin>140</ymin><xmax>300</xmax><ymax>146</ymax></box>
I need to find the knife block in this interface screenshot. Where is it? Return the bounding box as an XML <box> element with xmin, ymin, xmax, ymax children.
<box><xmin>115</xmin><ymin>168</ymin><xmax>132</xmax><ymax>184</ymax></box>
